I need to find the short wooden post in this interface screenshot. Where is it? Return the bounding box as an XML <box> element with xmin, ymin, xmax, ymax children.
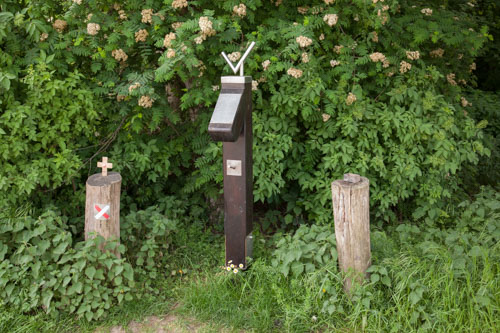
<box><xmin>85</xmin><ymin>157</ymin><xmax>121</xmax><ymax>257</ymax></box>
<box><xmin>331</xmin><ymin>173</ymin><xmax>371</xmax><ymax>294</ymax></box>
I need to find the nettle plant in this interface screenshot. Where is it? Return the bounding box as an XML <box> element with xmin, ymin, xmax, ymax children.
<box><xmin>0</xmin><ymin>210</ymin><xmax>134</xmax><ymax>321</ymax></box>
<box><xmin>1</xmin><ymin>1</ymin><xmax>491</xmax><ymax>223</ymax></box>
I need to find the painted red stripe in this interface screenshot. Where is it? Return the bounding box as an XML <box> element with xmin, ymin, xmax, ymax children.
<box><xmin>94</xmin><ymin>204</ymin><xmax>110</xmax><ymax>219</ymax></box>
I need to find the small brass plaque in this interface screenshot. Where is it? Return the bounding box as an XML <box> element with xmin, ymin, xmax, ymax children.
<box><xmin>226</xmin><ymin>160</ymin><xmax>242</xmax><ymax>176</ymax></box>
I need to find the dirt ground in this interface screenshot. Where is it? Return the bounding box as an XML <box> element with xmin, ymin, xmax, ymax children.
<box><xmin>95</xmin><ymin>314</ymin><xmax>237</xmax><ymax>333</ymax></box>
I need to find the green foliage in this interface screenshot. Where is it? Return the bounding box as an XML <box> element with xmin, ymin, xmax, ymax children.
<box><xmin>271</xmin><ymin>224</ymin><xmax>337</xmax><ymax>276</ymax></box>
<box><xmin>121</xmin><ymin>205</ymin><xmax>178</xmax><ymax>289</ymax></box>
<box><xmin>0</xmin><ymin>210</ymin><xmax>134</xmax><ymax>321</ymax></box>
<box><xmin>1</xmin><ymin>0</ymin><xmax>494</xmax><ymax>225</ymax></box>
<box><xmin>461</xmin><ymin>90</ymin><xmax>500</xmax><ymax>189</ymax></box>
<box><xmin>183</xmin><ymin>187</ymin><xmax>499</xmax><ymax>332</ymax></box>
<box><xmin>0</xmin><ymin>59</ymin><xmax>104</xmax><ymax>209</ymax></box>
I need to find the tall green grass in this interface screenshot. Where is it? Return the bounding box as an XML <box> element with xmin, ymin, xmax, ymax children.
<box><xmin>182</xmin><ymin>190</ymin><xmax>500</xmax><ymax>333</ymax></box>
<box><xmin>182</xmin><ymin>242</ymin><xmax>498</xmax><ymax>332</ymax></box>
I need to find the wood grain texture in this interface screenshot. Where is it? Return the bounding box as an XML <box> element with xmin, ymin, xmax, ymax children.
<box><xmin>331</xmin><ymin>175</ymin><xmax>370</xmax><ymax>293</ymax></box>
<box><xmin>85</xmin><ymin>172</ymin><xmax>122</xmax><ymax>257</ymax></box>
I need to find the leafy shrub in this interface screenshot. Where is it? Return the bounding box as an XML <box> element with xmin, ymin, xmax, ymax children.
<box><xmin>272</xmin><ymin>224</ymin><xmax>337</xmax><ymax>276</ymax></box>
<box><xmin>0</xmin><ymin>57</ymin><xmax>105</xmax><ymax>210</ymax></box>
<box><xmin>461</xmin><ymin>90</ymin><xmax>500</xmax><ymax>189</ymax></box>
<box><xmin>0</xmin><ymin>1</ymin><xmax>493</xmax><ymax>225</ymax></box>
<box><xmin>121</xmin><ymin>206</ymin><xmax>178</xmax><ymax>287</ymax></box>
<box><xmin>0</xmin><ymin>210</ymin><xmax>134</xmax><ymax>321</ymax></box>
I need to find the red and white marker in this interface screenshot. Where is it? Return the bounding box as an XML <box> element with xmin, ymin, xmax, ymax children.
<box><xmin>94</xmin><ymin>204</ymin><xmax>110</xmax><ymax>220</ymax></box>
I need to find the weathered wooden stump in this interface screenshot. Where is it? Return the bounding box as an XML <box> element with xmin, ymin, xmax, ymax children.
<box><xmin>331</xmin><ymin>173</ymin><xmax>371</xmax><ymax>294</ymax></box>
<box><xmin>85</xmin><ymin>157</ymin><xmax>121</xmax><ymax>257</ymax></box>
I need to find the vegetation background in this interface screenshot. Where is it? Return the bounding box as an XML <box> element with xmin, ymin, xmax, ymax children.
<box><xmin>0</xmin><ymin>0</ymin><xmax>498</xmax><ymax>331</ymax></box>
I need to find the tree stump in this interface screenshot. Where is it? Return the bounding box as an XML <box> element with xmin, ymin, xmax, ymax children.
<box><xmin>85</xmin><ymin>171</ymin><xmax>122</xmax><ymax>257</ymax></box>
<box><xmin>331</xmin><ymin>173</ymin><xmax>371</xmax><ymax>294</ymax></box>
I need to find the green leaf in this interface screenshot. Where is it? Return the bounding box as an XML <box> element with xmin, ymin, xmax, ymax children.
<box><xmin>381</xmin><ymin>276</ymin><xmax>391</xmax><ymax>287</ymax></box>
<box><xmin>409</xmin><ymin>291</ymin><xmax>421</xmax><ymax>305</ymax></box>
<box><xmin>123</xmin><ymin>265</ymin><xmax>133</xmax><ymax>281</ymax></box>
<box><xmin>85</xmin><ymin>266</ymin><xmax>96</xmax><ymax>280</ymax></box>
<box><xmin>114</xmin><ymin>276</ymin><xmax>123</xmax><ymax>286</ymax></box>
<box><xmin>42</xmin><ymin>291</ymin><xmax>54</xmax><ymax>312</ymax></box>
<box><xmin>291</xmin><ymin>262</ymin><xmax>304</xmax><ymax>276</ymax></box>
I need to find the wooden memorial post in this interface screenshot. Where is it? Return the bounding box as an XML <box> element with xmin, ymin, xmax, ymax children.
<box><xmin>85</xmin><ymin>157</ymin><xmax>122</xmax><ymax>257</ymax></box>
<box><xmin>331</xmin><ymin>173</ymin><xmax>371</xmax><ymax>293</ymax></box>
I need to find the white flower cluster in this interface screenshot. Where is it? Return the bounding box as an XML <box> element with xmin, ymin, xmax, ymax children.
<box><xmin>172</xmin><ymin>22</ymin><xmax>183</xmax><ymax>30</ymax></box>
<box><xmin>470</xmin><ymin>62</ymin><xmax>476</xmax><ymax>72</ymax></box>
<box><xmin>116</xmin><ymin>9</ymin><xmax>126</xmax><ymax>20</ymax></box>
<box><xmin>430</xmin><ymin>48</ymin><xmax>444</xmax><ymax>58</ymax></box>
<box><xmin>166</xmin><ymin>48</ymin><xmax>176</xmax><ymax>59</ymax></box>
<box><xmin>252</xmin><ymin>80</ymin><xmax>258</xmax><ymax>91</ymax></box>
<box><xmin>116</xmin><ymin>95</ymin><xmax>126</xmax><ymax>102</ymax></box>
<box><xmin>298</xmin><ymin>7</ymin><xmax>309</xmax><ymax>15</ymax></box>
<box><xmin>225</xmin><ymin>261</ymin><xmax>244</xmax><ymax>274</ymax></box>
<box><xmin>195</xmin><ymin>16</ymin><xmax>216</xmax><ymax>44</ymax></box>
<box><xmin>369</xmin><ymin>52</ymin><xmax>390</xmax><ymax>67</ymax></box>
<box><xmin>138</xmin><ymin>96</ymin><xmax>153</xmax><ymax>108</ymax></box>
<box><xmin>302</xmin><ymin>52</ymin><xmax>309</xmax><ymax>63</ymax></box>
<box><xmin>73</xmin><ymin>0</ymin><xmax>82</xmax><ymax>4</ymax></box>
<box><xmin>135</xmin><ymin>29</ymin><xmax>148</xmax><ymax>42</ymax></box>
<box><xmin>369</xmin><ymin>52</ymin><xmax>386</xmax><ymax>62</ymax></box>
<box><xmin>262</xmin><ymin>60</ymin><xmax>271</xmax><ymax>70</ymax></box>
<box><xmin>296</xmin><ymin>36</ymin><xmax>313</xmax><ymax>48</ymax></box>
<box><xmin>406</xmin><ymin>50</ymin><xmax>420</xmax><ymax>60</ymax></box>
<box><xmin>323</xmin><ymin>14</ymin><xmax>338</xmax><ymax>27</ymax></box>
<box><xmin>461</xmin><ymin>97</ymin><xmax>471</xmax><ymax>107</ymax></box>
<box><xmin>112</xmin><ymin>49</ymin><xmax>128</xmax><ymax>62</ymax></box>
<box><xmin>322</xmin><ymin>113</ymin><xmax>331</xmax><ymax>122</ymax></box>
<box><xmin>334</xmin><ymin>45</ymin><xmax>343</xmax><ymax>54</ymax></box>
<box><xmin>39</xmin><ymin>33</ymin><xmax>49</xmax><ymax>42</ymax></box>
<box><xmin>421</xmin><ymin>8</ymin><xmax>433</xmax><ymax>16</ymax></box>
<box><xmin>53</xmin><ymin>19</ymin><xmax>67</xmax><ymax>33</ymax></box>
<box><xmin>141</xmin><ymin>9</ymin><xmax>154</xmax><ymax>24</ymax></box>
<box><xmin>399</xmin><ymin>61</ymin><xmax>411</xmax><ymax>74</ymax></box>
<box><xmin>330</xmin><ymin>60</ymin><xmax>340</xmax><ymax>67</ymax></box>
<box><xmin>163</xmin><ymin>32</ymin><xmax>176</xmax><ymax>48</ymax></box>
<box><xmin>128</xmin><ymin>82</ymin><xmax>141</xmax><ymax>93</ymax></box>
<box><xmin>172</xmin><ymin>0</ymin><xmax>188</xmax><ymax>9</ymax></box>
<box><xmin>212</xmin><ymin>85</ymin><xmax>220</xmax><ymax>91</ymax></box>
<box><xmin>372</xmin><ymin>31</ymin><xmax>379</xmax><ymax>42</ymax></box>
<box><xmin>233</xmin><ymin>4</ymin><xmax>247</xmax><ymax>17</ymax></box>
<box><xmin>319</xmin><ymin>33</ymin><xmax>325</xmax><ymax>40</ymax></box>
<box><xmin>324</xmin><ymin>0</ymin><xmax>335</xmax><ymax>4</ymax></box>
<box><xmin>87</xmin><ymin>23</ymin><xmax>100</xmax><ymax>36</ymax></box>
<box><xmin>227</xmin><ymin>52</ymin><xmax>241</xmax><ymax>62</ymax></box>
<box><xmin>287</xmin><ymin>67</ymin><xmax>303</xmax><ymax>78</ymax></box>
<box><xmin>447</xmin><ymin>73</ymin><xmax>457</xmax><ymax>86</ymax></box>
<box><xmin>346</xmin><ymin>92</ymin><xmax>356</xmax><ymax>105</ymax></box>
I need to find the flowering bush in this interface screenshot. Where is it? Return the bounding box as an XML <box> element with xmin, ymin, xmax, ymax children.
<box><xmin>0</xmin><ymin>1</ymin><xmax>492</xmax><ymax>224</ymax></box>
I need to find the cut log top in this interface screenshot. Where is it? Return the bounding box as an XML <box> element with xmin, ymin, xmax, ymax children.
<box><xmin>332</xmin><ymin>175</ymin><xmax>369</xmax><ymax>189</ymax></box>
<box><xmin>87</xmin><ymin>172</ymin><xmax>122</xmax><ymax>187</ymax></box>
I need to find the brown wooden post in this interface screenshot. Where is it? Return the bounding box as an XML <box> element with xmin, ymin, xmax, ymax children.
<box><xmin>331</xmin><ymin>173</ymin><xmax>371</xmax><ymax>293</ymax></box>
<box><xmin>85</xmin><ymin>157</ymin><xmax>121</xmax><ymax>257</ymax></box>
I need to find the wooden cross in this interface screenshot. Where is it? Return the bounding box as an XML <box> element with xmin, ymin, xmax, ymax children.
<box><xmin>97</xmin><ymin>157</ymin><xmax>113</xmax><ymax>177</ymax></box>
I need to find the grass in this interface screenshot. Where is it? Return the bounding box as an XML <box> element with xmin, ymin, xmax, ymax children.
<box><xmin>1</xmin><ymin>190</ymin><xmax>498</xmax><ymax>332</ymax></box>
<box><xmin>179</xmin><ymin>237</ymin><xmax>499</xmax><ymax>332</ymax></box>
